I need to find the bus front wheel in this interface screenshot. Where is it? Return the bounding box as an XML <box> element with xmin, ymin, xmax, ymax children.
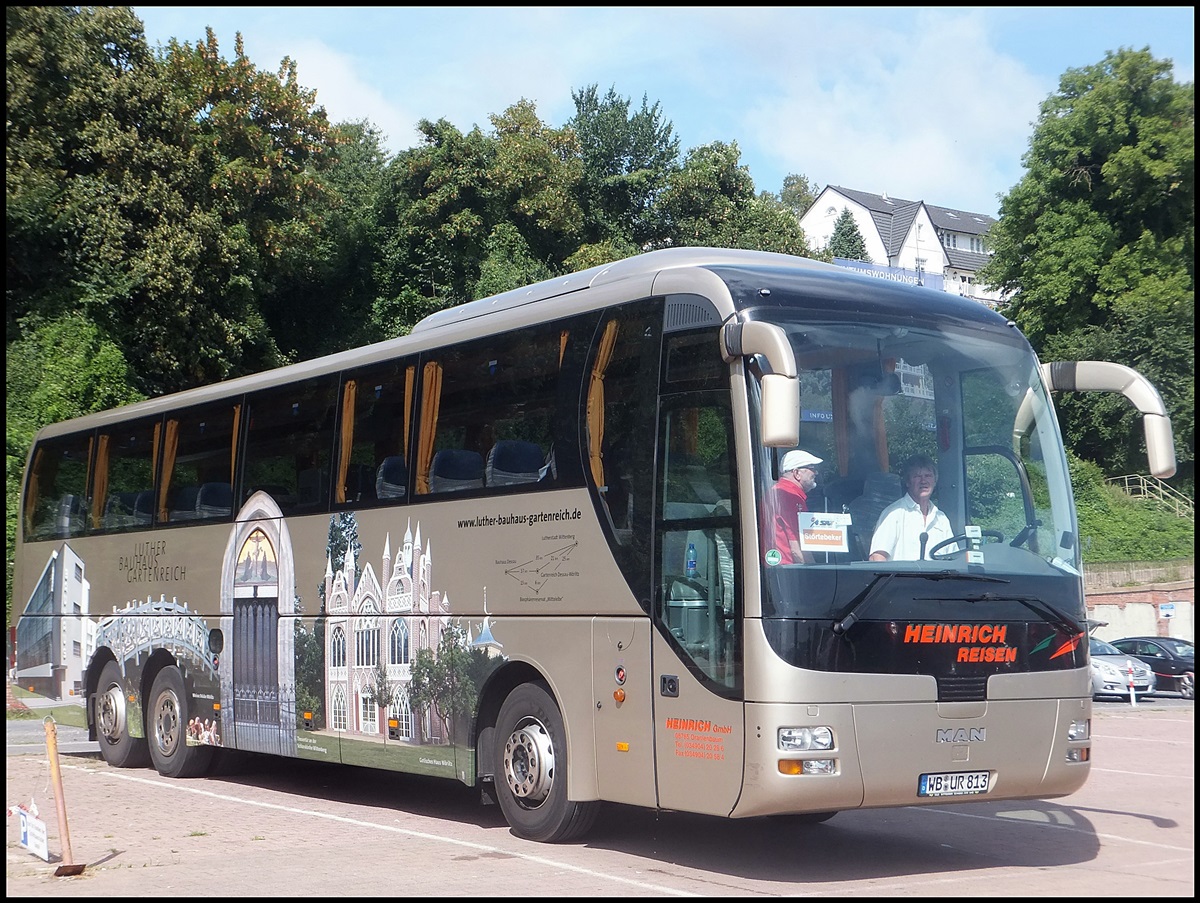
<box><xmin>147</xmin><ymin>666</ymin><xmax>213</xmax><ymax>778</ymax></box>
<box><xmin>94</xmin><ymin>660</ymin><xmax>149</xmax><ymax>768</ymax></box>
<box><xmin>494</xmin><ymin>682</ymin><xmax>599</xmax><ymax>843</ymax></box>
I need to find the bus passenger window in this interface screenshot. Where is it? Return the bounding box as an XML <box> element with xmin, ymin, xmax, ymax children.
<box><xmin>336</xmin><ymin>360</ymin><xmax>415</xmax><ymax>507</ymax></box>
<box><xmin>23</xmin><ymin>434</ymin><xmax>92</xmax><ymax>540</ymax></box>
<box><xmin>242</xmin><ymin>376</ymin><xmax>339</xmax><ymax>514</ymax></box>
<box><xmin>162</xmin><ymin>401</ymin><xmax>240</xmax><ymax>523</ymax></box>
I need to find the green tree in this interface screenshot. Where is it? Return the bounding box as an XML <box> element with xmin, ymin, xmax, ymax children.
<box><xmin>655</xmin><ymin>141</ymin><xmax>814</xmax><ymax>256</ymax></box>
<box><xmin>408</xmin><ymin>624</ymin><xmax>478</xmax><ymax>746</ymax></box>
<box><xmin>568</xmin><ymin>84</ymin><xmax>680</xmax><ymax>251</ymax></box>
<box><xmin>293</xmin><ymin>596</ymin><xmax>326</xmax><ymax>730</ymax></box>
<box><xmin>261</xmin><ymin>119</ymin><xmax>388</xmax><ymax>361</ymax></box>
<box><xmin>6</xmin><ymin>314</ymin><xmax>144</xmax><ymax>621</ymax></box>
<box><xmin>317</xmin><ymin>511</ymin><xmax>361</xmax><ymax>607</ymax></box>
<box><xmin>778</xmin><ymin>173</ymin><xmax>820</xmax><ymax>220</ymax></box>
<box><xmin>372</xmin><ymin>117</ymin><xmax>497</xmax><ymax>331</ymax></box>
<box><xmin>979</xmin><ymin>48</ymin><xmax>1193</xmax><ymax>491</ymax></box>
<box><xmin>827</xmin><ymin>208</ymin><xmax>871</xmax><ymax>261</ymax></box>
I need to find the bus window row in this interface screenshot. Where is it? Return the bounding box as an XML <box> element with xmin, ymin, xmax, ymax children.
<box><xmin>23</xmin><ymin>312</ymin><xmax>601</xmax><ymax>540</ymax></box>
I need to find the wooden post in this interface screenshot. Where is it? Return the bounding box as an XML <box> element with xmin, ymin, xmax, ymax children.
<box><xmin>44</xmin><ymin>718</ymin><xmax>85</xmax><ymax>876</ymax></box>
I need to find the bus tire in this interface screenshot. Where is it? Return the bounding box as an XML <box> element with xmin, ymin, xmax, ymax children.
<box><xmin>94</xmin><ymin>660</ymin><xmax>150</xmax><ymax>768</ymax></box>
<box><xmin>147</xmin><ymin>666</ymin><xmax>213</xmax><ymax>778</ymax></box>
<box><xmin>494</xmin><ymin>682</ymin><xmax>599</xmax><ymax>843</ymax></box>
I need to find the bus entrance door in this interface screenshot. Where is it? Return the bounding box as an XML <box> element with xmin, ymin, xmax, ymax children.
<box><xmin>651</xmin><ymin>628</ymin><xmax>745</xmax><ymax>816</ymax></box>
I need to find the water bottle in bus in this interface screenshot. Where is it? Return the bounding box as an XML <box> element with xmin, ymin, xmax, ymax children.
<box><xmin>685</xmin><ymin>542</ymin><xmax>697</xmax><ymax>578</ymax></box>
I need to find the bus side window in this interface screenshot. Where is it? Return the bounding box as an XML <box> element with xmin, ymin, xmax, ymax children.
<box><xmin>242</xmin><ymin>376</ymin><xmax>339</xmax><ymax>514</ymax></box>
<box><xmin>335</xmin><ymin>360</ymin><xmax>415</xmax><ymax>508</ymax></box>
<box><xmin>587</xmin><ymin>302</ymin><xmax>661</xmax><ymax>602</ymax></box>
<box><xmin>92</xmin><ymin>418</ymin><xmax>160</xmax><ymax>533</ymax></box>
<box><xmin>24</xmin><ymin>434</ymin><xmax>92</xmax><ymax>540</ymax></box>
<box><xmin>415</xmin><ymin>319</ymin><xmax>571</xmax><ymax>497</ymax></box>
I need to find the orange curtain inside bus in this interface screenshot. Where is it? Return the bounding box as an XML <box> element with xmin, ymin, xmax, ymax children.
<box><xmin>158</xmin><ymin>419</ymin><xmax>178</xmax><ymax>521</ymax></box>
<box><xmin>23</xmin><ymin>447</ymin><xmax>44</xmax><ymax>534</ymax></box>
<box><xmin>587</xmin><ymin>319</ymin><xmax>619</xmax><ymax>487</ymax></box>
<box><xmin>90</xmin><ymin>434</ymin><xmax>110</xmax><ymax>529</ymax></box>
<box><xmin>336</xmin><ymin>379</ymin><xmax>357</xmax><ymax>504</ymax></box>
<box><xmin>415</xmin><ymin>361</ymin><xmax>443</xmax><ymax>494</ymax></box>
<box><xmin>230</xmin><ymin>404</ymin><xmax>241</xmax><ymax>492</ymax></box>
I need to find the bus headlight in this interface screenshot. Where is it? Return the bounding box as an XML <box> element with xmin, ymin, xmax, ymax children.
<box><xmin>778</xmin><ymin>726</ymin><xmax>834</xmax><ymax>751</ymax></box>
<box><xmin>1067</xmin><ymin>719</ymin><xmax>1090</xmax><ymax>741</ymax></box>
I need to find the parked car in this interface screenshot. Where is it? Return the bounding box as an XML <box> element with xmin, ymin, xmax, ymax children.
<box><xmin>1110</xmin><ymin>636</ymin><xmax>1194</xmax><ymax>699</ymax></box>
<box><xmin>1089</xmin><ymin>637</ymin><xmax>1156</xmax><ymax>699</ymax></box>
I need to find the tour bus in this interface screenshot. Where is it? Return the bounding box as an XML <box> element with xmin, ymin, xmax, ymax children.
<box><xmin>14</xmin><ymin>247</ymin><xmax>1176</xmax><ymax>842</ymax></box>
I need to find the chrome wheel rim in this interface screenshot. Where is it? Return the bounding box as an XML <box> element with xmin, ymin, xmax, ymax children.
<box><xmin>502</xmin><ymin>717</ymin><xmax>555</xmax><ymax>806</ymax></box>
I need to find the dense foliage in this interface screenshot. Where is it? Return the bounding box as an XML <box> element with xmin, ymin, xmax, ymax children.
<box><xmin>1070</xmin><ymin>456</ymin><xmax>1194</xmax><ymax>562</ymax></box>
<box><xmin>981</xmin><ymin>48</ymin><xmax>1194</xmax><ymax>494</ymax></box>
<box><xmin>5</xmin><ymin>10</ymin><xmax>1193</xmax><ymax>622</ymax></box>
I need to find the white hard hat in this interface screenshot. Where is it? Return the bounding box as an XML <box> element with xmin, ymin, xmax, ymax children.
<box><xmin>781</xmin><ymin>449</ymin><xmax>823</xmax><ymax>471</ymax></box>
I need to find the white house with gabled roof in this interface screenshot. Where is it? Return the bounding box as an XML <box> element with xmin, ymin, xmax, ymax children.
<box><xmin>799</xmin><ymin>185</ymin><xmax>1005</xmax><ymax>308</ymax></box>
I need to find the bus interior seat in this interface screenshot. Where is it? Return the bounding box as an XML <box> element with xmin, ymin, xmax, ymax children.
<box><xmin>429</xmin><ymin>449</ymin><xmax>484</xmax><ymax>493</ymax></box>
<box><xmin>55</xmin><ymin>494</ymin><xmax>86</xmax><ymax>537</ymax></box>
<box><xmin>847</xmin><ymin>471</ymin><xmax>903</xmax><ymax>558</ymax></box>
<box><xmin>486</xmin><ymin>440</ymin><xmax>544</xmax><ymax>487</ymax></box>
<box><xmin>169</xmin><ymin>485</ymin><xmax>202</xmax><ymax>522</ymax></box>
<box><xmin>196</xmin><ymin>482</ymin><xmax>232</xmax><ymax>518</ymax></box>
<box><xmin>376</xmin><ymin>456</ymin><xmax>408</xmax><ymax>499</ymax></box>
<box><xmin>104</xmin><ymin>491</ymin><xmax>145</xmax><ymax>529</ymax></box>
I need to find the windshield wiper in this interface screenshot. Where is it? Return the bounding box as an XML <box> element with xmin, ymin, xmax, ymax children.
<box><xmin>832</xmin><ymin>570</ymin><xmax>1008</xmax><ymax>635</ymax></box>
<box><xmin>915</xmin><ymin>591</ymin><xmax>1085</xmax><ymax>638</ymax></box>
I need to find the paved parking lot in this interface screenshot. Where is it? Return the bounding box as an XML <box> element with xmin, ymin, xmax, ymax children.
<box><xmin>6</xmin><ymin>693</ymin><xmax>1192</xmax><ymax>897</ymax></box>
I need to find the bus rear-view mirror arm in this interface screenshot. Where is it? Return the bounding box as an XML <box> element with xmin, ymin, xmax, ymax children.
<box><xmin>1034</xmin><ymin>361</ymin><xmax>1177</xmax><ymax>479</ymax></box>
<box><xmin>721</xmin><ymin>319</ymin><xmax>799</xmax><ymax>448</ymax></box>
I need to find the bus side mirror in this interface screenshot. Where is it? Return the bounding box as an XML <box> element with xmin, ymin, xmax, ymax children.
<box><xmin>208</xmin><ymin>629</ymin><xmax>224</xmax><ymax>655</ymax></box>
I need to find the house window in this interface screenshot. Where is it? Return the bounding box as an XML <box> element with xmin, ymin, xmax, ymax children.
<box><xmin>331</xmin><ymin>687</ymin><xmax>348</xmax><ymax>731</ymax></box>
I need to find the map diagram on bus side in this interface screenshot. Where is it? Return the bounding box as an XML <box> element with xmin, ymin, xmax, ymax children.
<box><xmin>505</xmin><ymin>542</ymin><xmax>578</xmax><ymax>593</ymax></box>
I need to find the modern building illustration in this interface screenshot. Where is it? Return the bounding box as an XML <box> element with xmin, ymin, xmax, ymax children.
<box><xmin>14</xmin><ymin>543</ymin><xmax>94</xmax><ymax>701</ymax></box>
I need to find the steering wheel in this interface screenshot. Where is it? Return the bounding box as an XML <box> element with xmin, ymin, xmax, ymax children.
<box><xmin>928</xmin><ymin>530</ymin><xmax>1004</xmax><ymax>560</ymax></box>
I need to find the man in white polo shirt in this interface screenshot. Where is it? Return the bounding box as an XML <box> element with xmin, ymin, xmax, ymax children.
<box><xmin>868</xmin><ymin>454</ymin><xmax>955</xmax><ymax>561</ymax></box>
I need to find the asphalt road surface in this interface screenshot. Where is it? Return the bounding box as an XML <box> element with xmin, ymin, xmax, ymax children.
<box><xmin>6</xmin><ymin>702</ymin><xmax>1193</xmax><ymax>897</ymax></box>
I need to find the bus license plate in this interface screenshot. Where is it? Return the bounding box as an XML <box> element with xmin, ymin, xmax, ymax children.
<box><xmin>918</xmin><ymin>770</ymin><xmax>990</xmax><ymax>797</ymax></box>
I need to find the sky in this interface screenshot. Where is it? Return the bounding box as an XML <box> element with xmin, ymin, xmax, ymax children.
<box><xmin>133</xmin><ymin>7</ymin><xmax>1194</xmax><ymax>219</ymax></box>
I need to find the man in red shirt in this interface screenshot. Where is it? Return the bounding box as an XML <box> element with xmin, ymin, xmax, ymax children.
<box><xmin>769</xmin><ymin>449</ymin><xmax>822</xmax><ymax>564</ymax></box>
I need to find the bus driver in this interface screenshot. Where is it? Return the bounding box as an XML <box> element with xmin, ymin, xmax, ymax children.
<box><xmin>868</xmin><ymin>455</ymin><xmax>954</xmax><ymax>562</ymax></box>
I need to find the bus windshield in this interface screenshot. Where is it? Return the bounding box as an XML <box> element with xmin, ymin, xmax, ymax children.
<box><xmin>752</xmin><ymin>318</ymin><xmax>1079</xmax><ymax>615</ymax></box>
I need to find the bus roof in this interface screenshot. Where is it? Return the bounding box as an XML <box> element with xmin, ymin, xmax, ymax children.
<box><xmin>28</xmin><ymin>248</ymin><xmax>1008</xmax><ymax>441</ymax></box>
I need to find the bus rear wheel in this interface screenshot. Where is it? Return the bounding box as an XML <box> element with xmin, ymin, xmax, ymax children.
<box><xmin>147</xmin><ymin>666</ymin><xmax>213</xmax><ymax>778</ymax></box>
<box><xmin>94</xmin><ymin>660</ymin><xmax>149</xmax><ymax>768</ymax></box>
<box><xmin>494</xmin><ymin>682</ymin><xmax>598</xmax><ymax>843</ymax></box>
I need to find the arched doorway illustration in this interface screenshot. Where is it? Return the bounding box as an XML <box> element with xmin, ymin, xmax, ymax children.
<box><xmin>220</xmin><ymin>492</ymin><xmax>298</xmax><ymax>756</ymax></box>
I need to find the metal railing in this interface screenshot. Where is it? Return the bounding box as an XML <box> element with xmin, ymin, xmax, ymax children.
<box><xmin>1105</xmin><ymin>474</ymin><xmax>1194</xmax><ymax>519</ymax></box>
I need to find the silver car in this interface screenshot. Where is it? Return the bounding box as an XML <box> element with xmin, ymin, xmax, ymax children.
<box><xmin>1090</xmin><ymin>637</ymin><xmax>1156</xmax><ymax>699</ymax></box>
